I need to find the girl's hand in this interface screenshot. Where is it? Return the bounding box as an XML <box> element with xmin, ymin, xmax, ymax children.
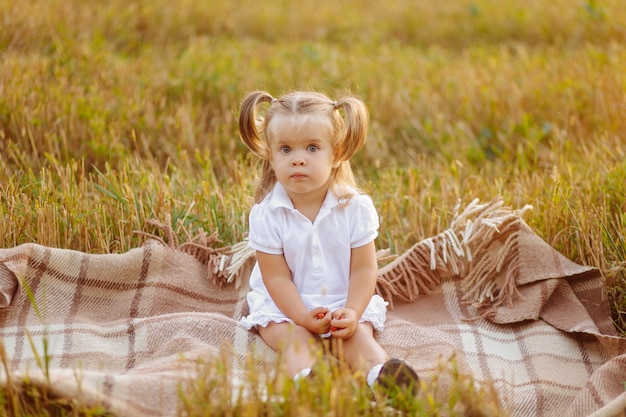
<box><xmin>329</xmin><ymin>307</ymin><xmax>358</xmax><ymax>339</ymax></box>
<box><xmin>299</xmin><ymin>307</ymin><xmax>331</xmax><ymax>334</ymax></box>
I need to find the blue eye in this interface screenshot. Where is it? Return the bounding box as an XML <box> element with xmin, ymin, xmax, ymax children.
<box><xmin>307</xmin><ymin>145</ymin><xmax>319</xmax><ymax>152</ymax></box>
<box><xmin>280</xmin><ymin>146</ymin><xmax>291</xmax><ymax>154</ymax></box>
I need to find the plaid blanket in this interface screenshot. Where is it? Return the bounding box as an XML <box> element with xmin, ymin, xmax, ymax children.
<box><xmin>0</xmin><ymin>198</ymin><xmax>624</xmax><ymax>416</ymax></box>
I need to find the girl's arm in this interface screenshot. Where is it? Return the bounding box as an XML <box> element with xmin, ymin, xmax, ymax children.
<box><xmin>331</xmin><ymin>241</ymin><xmax>378</xmax><ymax>338</ymax></box>
<box><xmin>256</xmin><ymin>251</ymin><xmax>330</xmax><ymax>333</ymax></box>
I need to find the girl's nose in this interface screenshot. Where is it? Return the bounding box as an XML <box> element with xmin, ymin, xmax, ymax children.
<box><xmin>291</xmin><ymin>156</ymin><xmax>305</xmax><ymax>166</ymax></box>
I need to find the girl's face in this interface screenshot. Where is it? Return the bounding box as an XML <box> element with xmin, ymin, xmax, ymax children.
<box><xmin>268</xmin><ymin>115</ymin><xmax>339</xmax><ymax>204</ymax></box>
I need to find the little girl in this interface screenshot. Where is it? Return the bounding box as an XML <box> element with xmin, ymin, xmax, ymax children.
<box><xmin>238</xmin><ymin>90</ymin><xmax>418</xmax><ymax>396</ymax></box>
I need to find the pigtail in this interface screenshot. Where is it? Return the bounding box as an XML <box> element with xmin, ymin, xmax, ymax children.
<box><xmin>238</xmin><ymin>91</ymin><xmax>280</xmax><ymax>204</ymax></box>
<box><xmin>333</xmin><ymin>97</ymin><xmax>369</xmax><ymax>163</ymax></box>
<box><xmin>238</xmin><ymin>91</ymin><xmax>274</xmax><ymax>159</ymax></box>
<box><xmin>328</xmin><ymin>96</ymin><xmax>369</xmax><ymax>205</ymax></box>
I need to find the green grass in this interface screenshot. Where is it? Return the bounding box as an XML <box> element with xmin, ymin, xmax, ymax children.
<box><xmin>1</xmin><ymin>0</ymin><xmax>625</xmax><ymax>415</ymax></box>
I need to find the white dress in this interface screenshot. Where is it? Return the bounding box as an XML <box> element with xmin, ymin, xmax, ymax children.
<box><xmin>240</xmin><ymin>183</ymin><xmax>388</xmax><ymax>332</ymax></box>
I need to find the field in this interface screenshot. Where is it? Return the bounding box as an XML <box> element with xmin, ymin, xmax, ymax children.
<box><xmin>1</xmin><ymin>0</ymin><xmax>625</xmax><ymax>415</ymax></box>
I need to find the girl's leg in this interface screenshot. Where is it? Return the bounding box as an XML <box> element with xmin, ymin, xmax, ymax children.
<box><xmin>258</xmin><ymin>321</ymin><xmax>319</xmax><ymax>377</ymax></box>
<box><xmin>339</xmin><ymin>322</ymin><xmax>420</xmax><ymax>397</ymax></box>
<box><xmin>335</xmin><ymin>322</ymin><xmax>389</xmax><ymax>375</ymax></box>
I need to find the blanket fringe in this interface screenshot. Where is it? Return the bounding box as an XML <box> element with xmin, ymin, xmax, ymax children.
<box><xmin>134</xmin><ymin>216</ymin><xmax>237</xmax><ymax>287</ymax></box>
<box><xmin>375</xmin><ymin>197</ymin><xmax>532</xmax><ymax>309</ymax></box>
<box><xmin>138</xmin><ymin>197</ymin><xmax>532</xmax><ymax>309</ymax></box>
<box><xmin>225</xmin><ymin>240</ymin><xmax>256</xmax><ymax>289</ymax></box>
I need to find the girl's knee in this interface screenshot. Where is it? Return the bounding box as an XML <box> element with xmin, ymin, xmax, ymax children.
<box><xmin>259</xmin><ymin>322</ymin><xmax>318</xmax><ymax>352</ymax></box>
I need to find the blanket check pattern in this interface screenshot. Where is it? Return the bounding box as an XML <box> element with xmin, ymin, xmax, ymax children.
<box><xmin>0</xmin><ymin>199</ymin><xmax>625</xmax><ymax>416</ymax></box>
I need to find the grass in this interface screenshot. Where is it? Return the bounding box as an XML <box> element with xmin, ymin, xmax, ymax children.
<box><xmin>1</xmin><ymin>0</ymin><xmax>625</xmax><ymax>414</ymax></box>
<box><xmin>178</xmin><ymin>344</ymin><xmax>505</xmax><ymax>417</ymax></box>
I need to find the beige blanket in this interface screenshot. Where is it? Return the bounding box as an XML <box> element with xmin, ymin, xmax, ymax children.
<box><xmin>0</xmin><ymin>198</ymin><xmax>624</xmax><ymax>416</ymax></box>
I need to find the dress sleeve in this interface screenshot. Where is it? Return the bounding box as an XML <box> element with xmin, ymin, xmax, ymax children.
<box><xmin>248</xmin><ymin>204</ymin><xmax>284</xmax><ymax>255</ymax></box>
<box><xmin>349</xmin><ymin>194</ymin><xmax>380</xmax><ymax>248</ymax></box>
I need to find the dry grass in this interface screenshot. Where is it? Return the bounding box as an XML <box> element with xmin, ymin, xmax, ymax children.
<box><xmin>1</xmin><ymin>0</ymin><xmax>625</xmax><ymax>415</ymax></box>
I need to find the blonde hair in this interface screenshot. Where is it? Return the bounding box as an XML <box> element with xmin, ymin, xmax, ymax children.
<box><xmin>238</xmin><ymin>90</ymin><xmax>369</xmax><ymax>204</ymax></box>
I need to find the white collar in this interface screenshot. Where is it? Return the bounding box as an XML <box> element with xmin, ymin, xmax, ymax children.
<box><xmin>266</xmin><ymin>182</ymin><xmax>340</xmax><ymax>212</ymax></box>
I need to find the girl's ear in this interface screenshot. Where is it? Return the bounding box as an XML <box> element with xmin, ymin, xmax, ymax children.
<box><xmin>332</xmin><ymin>159</ymin><xmax>342</xmax><ymax>169</ymax></box>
